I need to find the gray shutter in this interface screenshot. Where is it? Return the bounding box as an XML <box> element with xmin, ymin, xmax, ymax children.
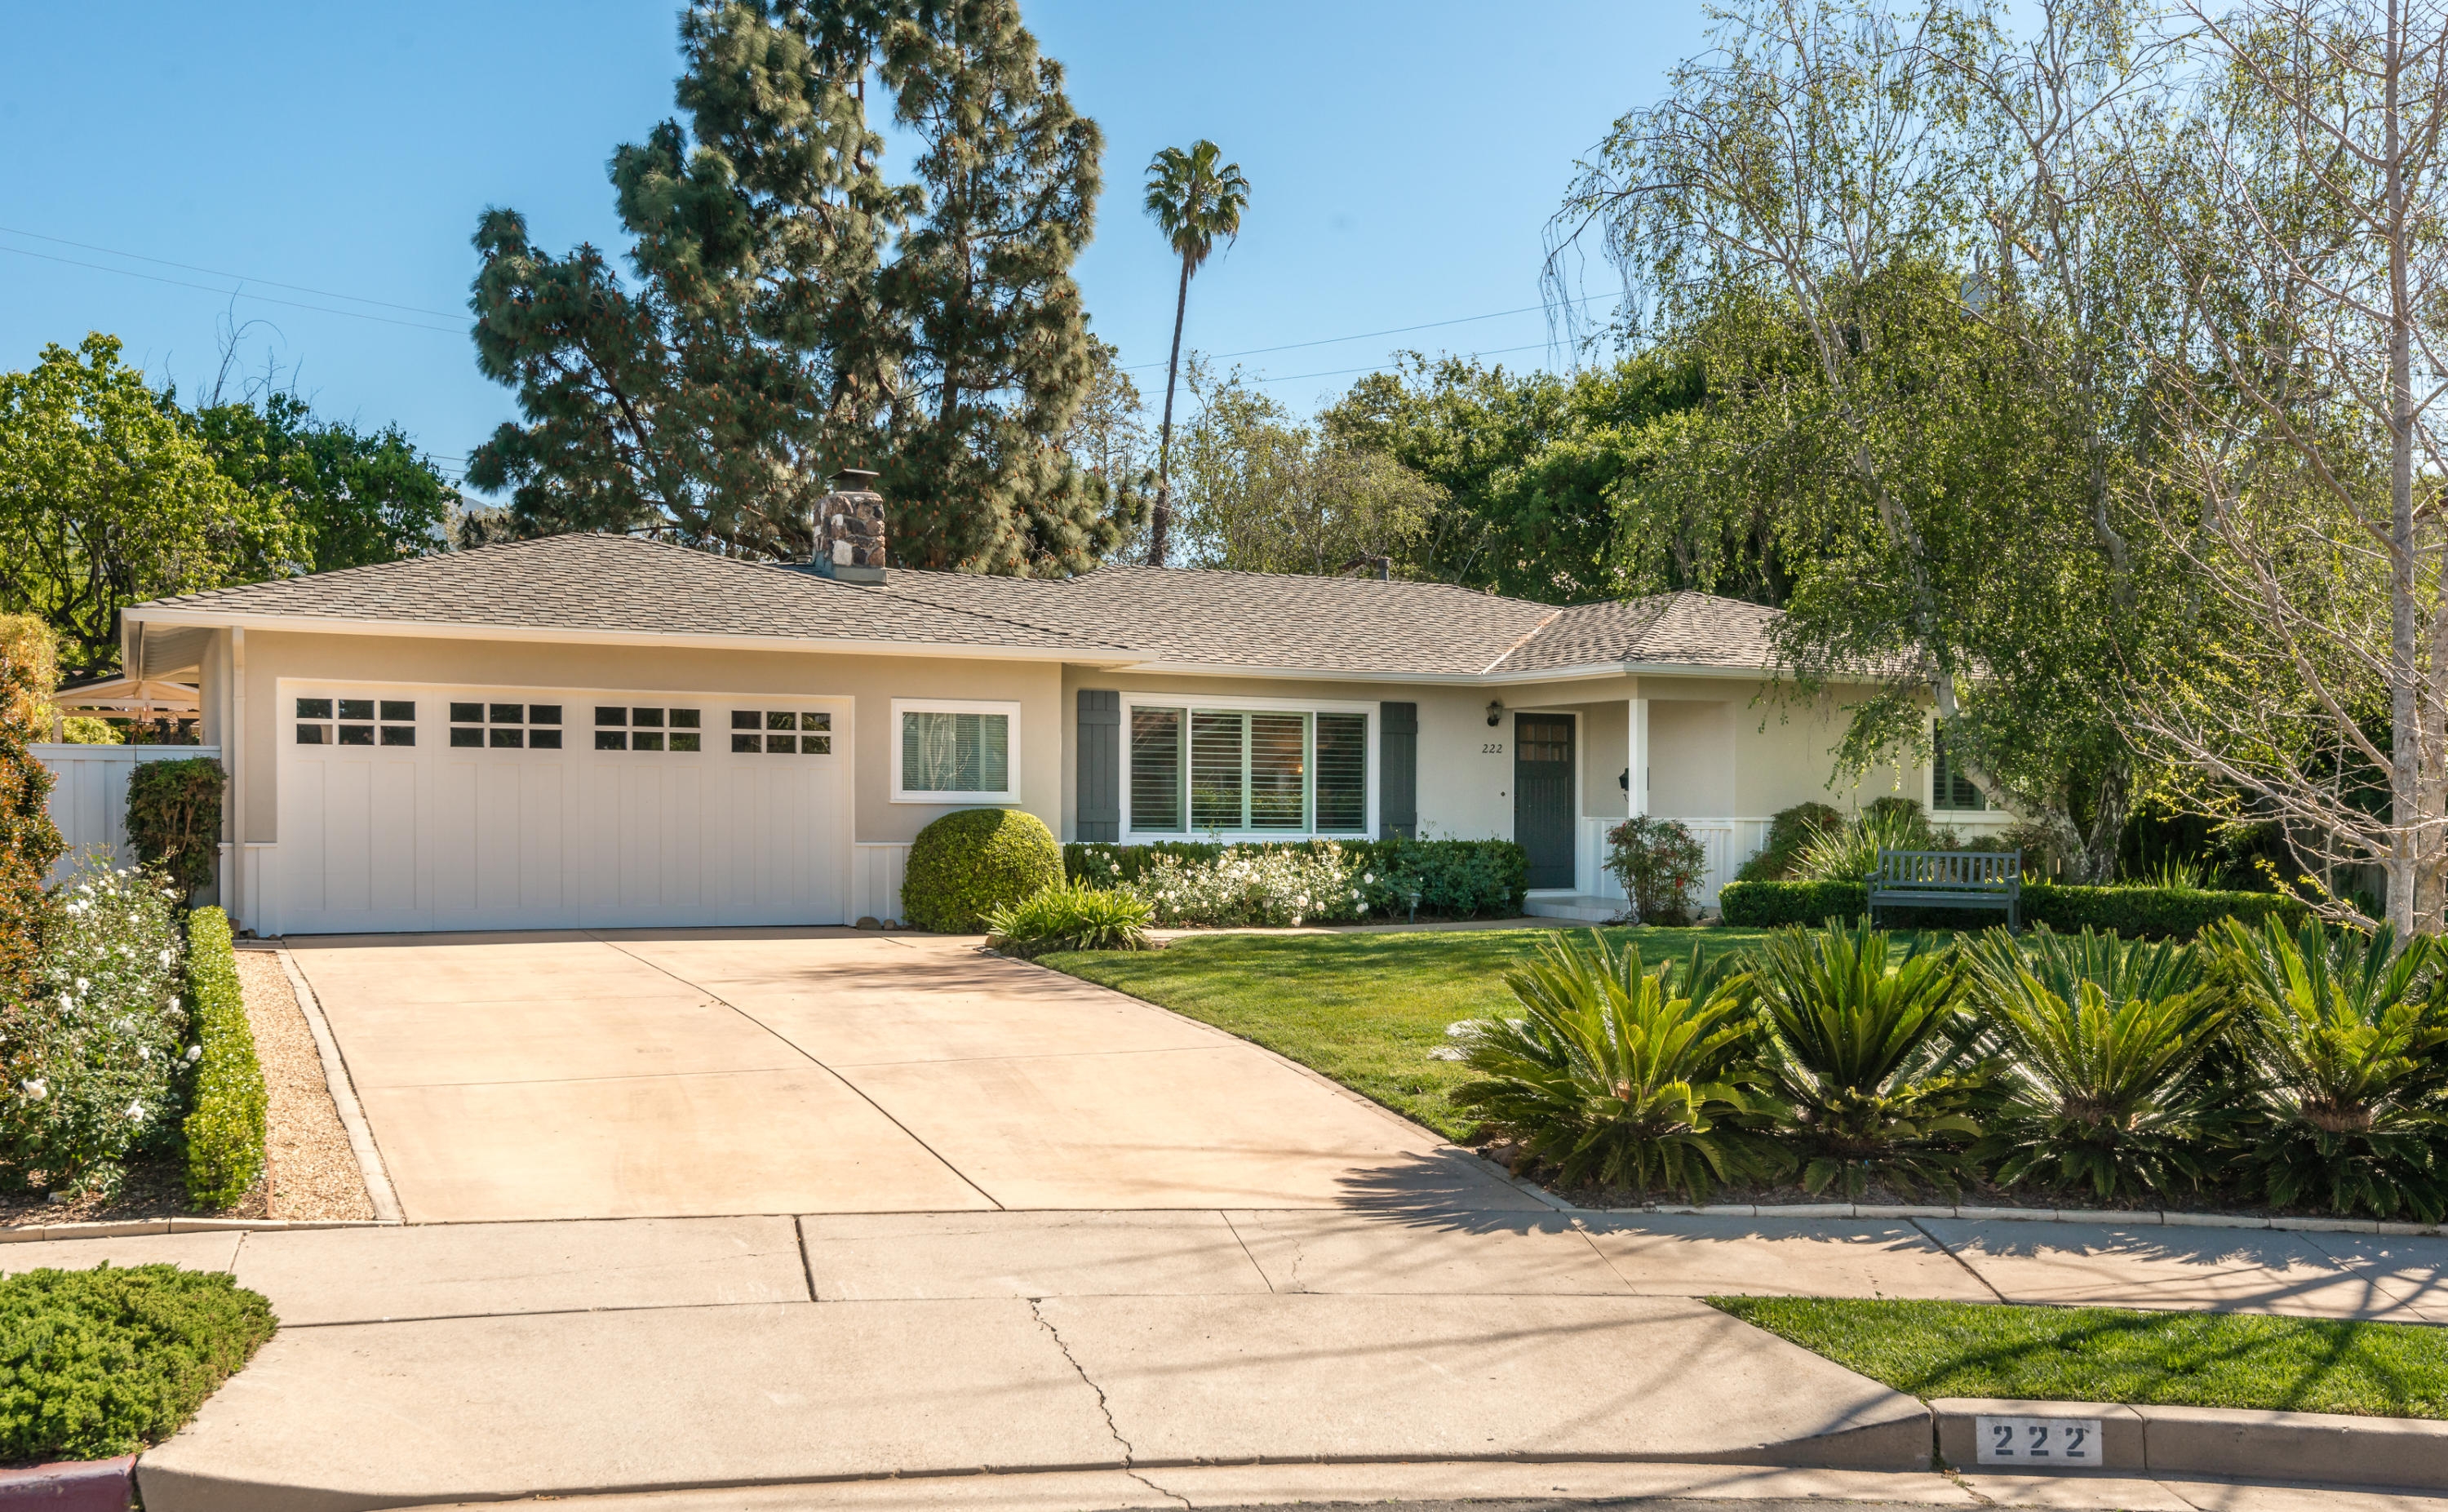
<box><xmin>1379</xmin><ymin>701</ymin><xmax>1418</xmax><ymax>839</ymax></box>
<box><xmin>1077</xmin><ymin>689</ymin><xmax>1121</xmax><ymax>842</ymax></box>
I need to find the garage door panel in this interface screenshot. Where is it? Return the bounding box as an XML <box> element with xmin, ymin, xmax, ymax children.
<box><xmin>280</xmin><ymin>686</ymin><xmax>845</xmax><ymax>934</ymax></box>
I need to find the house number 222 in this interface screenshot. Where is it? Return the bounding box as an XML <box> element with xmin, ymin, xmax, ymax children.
<box><xmin>1482</xmin><ymin>743</ymin><xmax>1503</xmax><ymax>754</ymax></box>
<box><xmin>1974</xmin><ymin>1415</ymin><xmax>2102</xmax><ymax>1468</ymax></box>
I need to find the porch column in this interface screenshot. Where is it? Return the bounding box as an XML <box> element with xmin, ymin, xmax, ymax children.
<box><xmin>1627</xmin><ymin>696</ymin><xmax>1649</xmax><ymax>818</ymax></box>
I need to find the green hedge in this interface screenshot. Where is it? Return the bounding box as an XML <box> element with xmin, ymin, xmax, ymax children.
<box><xmin>903</xmin><ymin>809</ymin><xmax>1062</xmax><ymax>932</ymax></box>
<box><xmin>1718</xmin><ymin>879</ymin><xmax>2312</xmax><ymax>939</ymax></box>
<box><xmin>127</xmin><ymin>757</ymin><xmax>228</xmax><ymax>895</ymax></box>
<box><xmin>0</xmin><ymin>1262</ymin><xmax>275</xmax><ymax>1461</ymax></box>
<box><xmin>181</xmin><ymin>908</ymin><xmax>266</xmax><ymax>1209</ymax></box>
<box><xmin>1063</xmin><ymin>836</ymin><xmax>1528</xmax><ymax>919</ymax></box>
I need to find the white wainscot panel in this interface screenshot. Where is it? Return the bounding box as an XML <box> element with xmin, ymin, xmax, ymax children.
<box><xmin>852</xmin><ymin>844</ymin><xmax>911</xmax><ymax>925</ymax></box>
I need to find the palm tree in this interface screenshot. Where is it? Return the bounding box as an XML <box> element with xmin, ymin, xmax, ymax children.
<box><xmin>1142</xmin><ymin>140</ymin><xmax>1249</xmax><ymax>566</ymax></box>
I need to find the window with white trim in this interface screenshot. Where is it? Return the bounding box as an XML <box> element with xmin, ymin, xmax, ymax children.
<box><xmin>1129</xmin><ymin>703</ymin><xmax>1368</xmax><ymax>836</ymax></box>
<box><xmin>892</xmin><ymin>699</ymin><xmax>1018</xmax><ymax>802</ymax></box>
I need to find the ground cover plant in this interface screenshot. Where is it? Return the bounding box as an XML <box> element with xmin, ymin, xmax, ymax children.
<box><xmin>1714</xmin><ymin>1297</ymin><xmax>2448</xmax><ymax>1421</ymax></box>
<box><xmin>0</xmin><ymin>1262</ymin><xmax>277</xmax><ymax>1461</ymax></box>
<box><xmin>1045</xmin><ymin>924</ymin><xmax>1773</xmax><ymax>1139</ymax></box>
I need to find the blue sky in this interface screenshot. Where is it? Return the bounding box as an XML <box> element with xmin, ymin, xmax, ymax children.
<box><xmin>0</xmin><ymin>2</ymin><xmax>1711</xmax><ymax>493</ymax></box>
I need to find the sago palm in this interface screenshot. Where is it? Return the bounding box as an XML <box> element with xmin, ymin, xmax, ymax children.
<box><xmin>2212</xmin><ymin>918</ymin><xmax>2448</xmax><ymax>1222</ymax></box>
<box><xmin>1744</xmin><ymin>920</ymin><xmax>1989</xmax><ymax>1199</ymax></box>
<box><xmin>1142</xmin><ymin>140</ymin><xmax>1248</xmax><ymax>567</ymax></box>
<box><xmin>1962</xmin><ymin>927</ymin><xmax>2234</xmax><ymax>1199</ymax></box>
<box><xmin>1450</xmin><ymin>931</ymin><xmax>1785</xmax><ymax>1198</ymax></box>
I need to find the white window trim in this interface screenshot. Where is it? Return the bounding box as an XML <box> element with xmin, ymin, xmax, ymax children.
<box><xmin>1118</xmin><ymin>693</ymin><xmax>1376</xmax><ymax>841</ymax></box>
<box><xmin>891</xmin><ymin>698</ymin><xmax>1022</xmax><ymax>804</ymax></box>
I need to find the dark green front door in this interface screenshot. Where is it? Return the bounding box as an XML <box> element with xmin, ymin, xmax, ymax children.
<box><xmin>1514</xmin><ymin>714</ymin><xmax>1576</xmax><ymax>890</ymax></box>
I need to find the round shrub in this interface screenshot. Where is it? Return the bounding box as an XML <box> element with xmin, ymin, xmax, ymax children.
<box><xmin>902</xmin><ymin>808</ymin><xmax>1061</xmax><ymax>933</ymax></box>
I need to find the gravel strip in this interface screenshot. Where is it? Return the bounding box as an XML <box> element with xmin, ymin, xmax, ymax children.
<box><xmin>237</xmin><ymin>947</ymin><xmax>374</xmax><ymax>1222</ymax></box>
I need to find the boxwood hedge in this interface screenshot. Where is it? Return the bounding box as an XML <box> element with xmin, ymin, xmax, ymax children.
<box><xmin>1718</xmin><ymin>878</ymin><xmax>2311</xmax><ymax>938</ymax></box>
<box><xmin>902</xmin><ymin>809</ymin><xmax>1062</xmax><ymax>932</ymax></box>
<box><xmin>182</xmin><ymin>907</ymin><xmax>266</xmax><ymax>1209</ymax></box>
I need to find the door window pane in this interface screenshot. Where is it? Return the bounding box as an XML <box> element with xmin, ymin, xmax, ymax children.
<box><xmin>379</xmin><ymin>726</ymin><xmax>415</xmax><ymax>747</ymax></box>
<box><xmin>490</xmin><ymin>728</ymin><xmax>522</xmax><ymax>748</ymax></box>
<box><xmin>449</xmin><ymin>702</ymin><xmax>482</xmax><ymax>724</ymax></box>
<box><xmin>529</xmin><ymin>729</ymin><xmax>563</xmax><ymax>750</ymax></box>
<box><xmin>632</xmin><ymin>707</ymin><xmax>665</xmax><ymax>728</ymax></box>
<box><xmin>490</xmin><ymin>703</ymin><xmax>523</xmax><ymax>724</ymax></box>
<box><xmin>670</xmin><ymin>732</ymin><xmax>701</xmax><ymax>752</ymax></box>
<box><xmin>529</xmin><ymin>705</ymin><xmax>562</xmax><ymax>725</ymax></box>
<box><xmin>1315</xmin><ymin>713</ymin><xmax>1368</xmax><ymax>831</ymax></box>
<box><xmin>449</xmin><ymin>727</ymin><xmax>481</xmax><ymax>747</ymax></box>
<box><xmin>1248</xmin><ymin>714</ymin><xmax>1306</xmax><ymax>830</ymax></box>
<box><xmin>296</xmin><ymin>698</ymin><xmax>333</xmax><ymax>720</ymax></box>
<box><xmin>297</xmin><ymin>723</ymin><xmax>329</xmax><ymax>744</ymax></box>
<box><xmin>900</xmin><ymin>712</ymin><xmax>1009</xmax><ymax>793</ymax></box>
<box><xmin>338</xmin><ymin>698</ymin><xmax>375</xmax><ymax>721</ymax></box>
<box><xmin>596</xmin><ymin>707</ymin><xmax>627</xmax><ymax>726</ymax></box>
<box><xmin>1129</xmin><ymin>709</ymin><xmax>1183</xmax><ymax>831</ymax></box>
<box><xmin>596</xmin><ymin>730</ymin><xmax>627</xmax><ymax>751</ymax></box>
<box><xmin>379</xmin><ymin>700</ymin><xmax>415</xmax><ymax>721</ymax></box>
<box><xmin>337</xmin><ymin>724</ymin><xmax>375</xmax><ymax>746</ymax></box>
<box><xmin>1191</xmin><ymin>712</ymin><xmax>1244</xmax><ymax>831</ymax></box>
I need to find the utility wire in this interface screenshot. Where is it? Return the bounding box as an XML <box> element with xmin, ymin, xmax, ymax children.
<box><xmin>1121</xmin><ymin>289</ymin><xmax>1615</xmax><ymax>371</ymax></box>
<box><xmin>0</xmin><ymin>224</ymin><xmax>465</xmax><ymax>320</ymax></box>
<box><xmin>0</xmin><ymin>244</ymin><xmax>464</xmax><ymax>335</ymax></box>
<box><xmin>1237</xmin><ymin>339</ymin><xmax>1559</xmax><ymax>388</ymax></box>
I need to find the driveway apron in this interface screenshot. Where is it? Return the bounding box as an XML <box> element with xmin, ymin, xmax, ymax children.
<box><xmin>289</xmin><ymin>928</ymin><xmax>1525</xmax><ymax>1221</ymax></box>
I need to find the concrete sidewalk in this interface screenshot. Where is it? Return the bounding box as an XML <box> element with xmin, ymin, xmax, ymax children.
<box><xmin>11</xmin><ymin>1207</ymin><xmax>2444</xmax><ymax>1510</ymax></box>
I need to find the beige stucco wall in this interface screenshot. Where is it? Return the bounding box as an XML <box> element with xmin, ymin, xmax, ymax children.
<box><xmin>205</xmin><ymin>627</ymin><xmax>1065</xmax><ymax>848</ymax></box>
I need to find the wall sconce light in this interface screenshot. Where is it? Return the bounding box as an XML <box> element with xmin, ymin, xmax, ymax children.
<box><xmin>1485</xmin><ymin>699</ymin><xmax>1505</xmax><ymax>728</ymax></box>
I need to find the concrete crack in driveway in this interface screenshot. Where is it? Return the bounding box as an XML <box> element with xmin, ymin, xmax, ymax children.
<box><xmin>1910</xmin><ymin>1217</ymin><xmax>2007</xmax><ymax>1303</ymax></box>
<box><xmin>1028</xmin><ymin>1297</ymin><xmax>1190</xmax><ymax>1510</ymax></box>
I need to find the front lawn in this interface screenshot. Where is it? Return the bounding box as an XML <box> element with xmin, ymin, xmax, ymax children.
<box><xmin>1714</xmin><ymin>1296</ymin><xmax>2448</xmax><ymax>1420</ymax></box>
<box><xmin>1042</xmin><ymin>924</ymin><xmax>1773</xmax><ymax>1139</ymax></box>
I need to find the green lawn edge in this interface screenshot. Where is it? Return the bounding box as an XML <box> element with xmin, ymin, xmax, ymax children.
<box><xmin>1711</xmin><ymin>1296</ymin><xmax>2448</xmax><ymax>1421</ymax></box>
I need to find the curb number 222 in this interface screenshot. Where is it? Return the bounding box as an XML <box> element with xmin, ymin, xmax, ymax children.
<box><xmin>1975</xmin><ymin>1415</ymin><xmax>2101</xmax><ymax>1468</ymax></box>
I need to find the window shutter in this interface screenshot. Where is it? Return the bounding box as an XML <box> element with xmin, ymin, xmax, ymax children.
<box><xmin>1380</xmin><ymin>701</ymin><xmax>1418</xmax><ymax>839</ymax></box>
<box><xmin>1077</xmin><ymin>690</ymin><xmax>1121</xmax><ymax>840</ymax></box>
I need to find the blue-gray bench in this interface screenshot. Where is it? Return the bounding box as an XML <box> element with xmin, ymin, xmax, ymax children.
<box><xmin>1866</xmin><ymin>849</ymin><xmax>2022</xmax><ymax>930</ymax></box>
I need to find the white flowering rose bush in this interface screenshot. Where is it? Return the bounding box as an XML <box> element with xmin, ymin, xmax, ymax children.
<box><xmin>0</xmin><ymin>863</ymin><xmax>191</xmax><ymax>1197</ymax></box>
<box><xmin>1125</xmin><ymin>843</ymin><xmax>1364</xmax><ymax>928</ymax></box>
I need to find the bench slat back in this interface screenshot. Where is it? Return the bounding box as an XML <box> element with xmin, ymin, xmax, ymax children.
<box><xmin>1870</xmin><ymin>849</ymin><xmax>2022</xmax><ymax>889</ymax></box>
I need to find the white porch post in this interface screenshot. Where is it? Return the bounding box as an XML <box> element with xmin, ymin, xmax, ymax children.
<box><xmin>1627</xmin><ymin>696</ymin><xmax>1650</xmax><ymax>818</ymax></box>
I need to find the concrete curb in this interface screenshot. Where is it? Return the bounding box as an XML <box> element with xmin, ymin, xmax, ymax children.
<box><xmin>1932</xmin><ymin>1395</ymin><xmax>2448</xmax><ymax>1490</ymax></box>
<box><xmin>1584</xmin><ymin>1198</ymin><xmax>2445</xmax><ymax>1238</ymax></box>
<box><xmin>277</xmin><ymin>948</ymin><xmax>404</xmax><ymax>1223</ymax></box>
<box><xmin>0</xmin><ymin>1217</ymin><xmax>392</xmax><ymax>1244</ymax></box>
<box><xmin>0</xmin><ymin>1452</ymin><xmax>135</xmax><ymax>1510</ymax></box>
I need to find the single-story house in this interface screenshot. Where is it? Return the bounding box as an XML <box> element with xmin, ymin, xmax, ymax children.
<box><xmin>106</xmin><ymin>478</ymin><xmax>2011</xmax><ymax>935</ymax></box>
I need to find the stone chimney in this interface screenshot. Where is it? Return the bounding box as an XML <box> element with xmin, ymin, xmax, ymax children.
<box><xmin>812</xmin><ymin>469</ymin><xmax>886</xmax><ymax>583</ymax></box>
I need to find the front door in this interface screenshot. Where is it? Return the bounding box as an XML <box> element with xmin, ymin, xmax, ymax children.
<box><xmin>1514</xmin><ymin>713</ymin><xmax>1577</xmax><ymax>890</ymax></box>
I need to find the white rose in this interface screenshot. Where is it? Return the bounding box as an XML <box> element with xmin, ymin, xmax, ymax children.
<box><xmin>20</xmin><ymin>1080</ymin><xmax>44</xmax><ymax>1101</ymax></box>
<box><xmin>185</xmin><ymin>1045</ymin><xmax>202</xmax><ymax>1062</ymax></box>
<box><xmin>126</xmin><ymin>1100</ymin><xmax>145</xmax><ymax>1121</ymax></box>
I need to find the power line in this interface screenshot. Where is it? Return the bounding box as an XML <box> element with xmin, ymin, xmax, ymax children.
<box><xmin>0</xmin><ymin>224</ymin><xmax>465</xmax><ymax>320</ymax></box>
<box><xmin>1123</xmin><ymin>289</ymin><xmax>1616</xmax><ymax>371</ymax></box>
<box><xmin>1236</xmin><ymin>339</ymin><xmax>1559</xmax><ymax>388</ymax></box>
<box><xmin>0</xmin><ymin>244</ymin><xmax>465</xmax><ymax>335</ymax></box>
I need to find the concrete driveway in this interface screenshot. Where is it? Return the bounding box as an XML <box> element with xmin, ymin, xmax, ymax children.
<box><xmin>288</xmin><ymin>929</ymin><xmax>1531</xmax><ymax>1222</ymax></box>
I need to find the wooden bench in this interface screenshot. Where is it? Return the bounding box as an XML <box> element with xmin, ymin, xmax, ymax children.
<box><xmin>1866</xmin><ymin>849</ymin><xmax>2022</xmax><ymax>930</ymax></box>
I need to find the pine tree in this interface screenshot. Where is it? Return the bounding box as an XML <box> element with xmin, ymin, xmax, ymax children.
<box><xmin>469</xmin><ymin>0</ymin><xmax>1120</xmax><ymax>574</ymax></box>
<box><xmin>874</xmin><ymin>0</ymin><xmax>1115</xmax><ymax>574</ymax></box>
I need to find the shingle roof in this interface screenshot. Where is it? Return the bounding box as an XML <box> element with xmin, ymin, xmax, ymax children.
<box><xmin>129</xmin><ymin>534</ymin><xmax>1786</xmax><ymax>680</ymax></box>
<box><xmin>135</xmin><ymin>534</ymin><xmax>1131</xmax><ymax>654</ymax></box>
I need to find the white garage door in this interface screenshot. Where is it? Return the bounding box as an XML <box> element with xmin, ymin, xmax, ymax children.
<box><xmin>273</xmin><ymin>683</ymin><xmax>849</xmax><ymax>934</ymax></box>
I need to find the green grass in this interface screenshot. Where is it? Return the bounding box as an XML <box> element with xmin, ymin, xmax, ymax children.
<box><xmin>1714</xmin><ymin>1296</ymin><xmax>2448</xmax><ymax>1420</ymax></box>
<box><xmin>0</xmin><ymin>1262</ymin><xmax>277</xmax><ymax>1462</ymax></box>
<box><xmin>1043</xmin><ymin>924</ymin><xmax>1776</xmax><ymax>1139</ymax></box>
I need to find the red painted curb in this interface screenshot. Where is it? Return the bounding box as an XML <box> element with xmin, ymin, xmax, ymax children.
<box><xmin>0</xmin><ymin>1455</ymin><xmax>135</xmax><ymax>1510</ymax></box>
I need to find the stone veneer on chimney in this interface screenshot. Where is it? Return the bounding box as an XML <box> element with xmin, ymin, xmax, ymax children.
<box><xmin>815</xmin><ymin>469</ymin><xmax>886</xmax><ymax>583</ymax></box>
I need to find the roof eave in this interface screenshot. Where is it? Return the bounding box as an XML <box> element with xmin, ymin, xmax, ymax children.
<box><xmin>117</xmin><ymin>606</ymin><xmax>1147</xmax><ymax>667</ymax></box>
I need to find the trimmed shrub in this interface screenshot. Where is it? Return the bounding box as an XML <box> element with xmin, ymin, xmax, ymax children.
<box><xmin>983</xmin><ymin>881</ymin><xmax>1154</xmax><ymax>960</ymax></box>
<box><xmin>0</xmin><ymin>864</ymin><xmax>188</xmax><ymax>1199</ymax></box>
<box><xmin>903</xmin><ymin>809</ymin><xmax>1062</xmax><ymax>933</ymax></box>
<box><xmin>1734</xmin><ymin>801</ymin><xmax>1843</xmax><ymax>883</ymax></box>
<box><xmin>181</xmin><ymin>907</ymin><xmax>265</xmax><ymax>1210</ymax></box>
<box><xmin>127</xmin><ymin>758</ymin><xmax>228</xmax><ymax>896</ymax></box>
<box><xmin>1604</xmin><ymin>817</ymin><xmax>1705</xmax><ymax>926</ymax></box>
<box><xmin>1066</xmin><ymin>838</ymin><xmax>1528</xmax><ymax>920</ymax></box>
<box><xmin>0</xmin><ymin>615</ymin><xmax>64</xmax><ymax>1010</ymax></box>
<box><xmin>1718</xmin><ymin>878</ymin><xmax>2310</xmax><ymax>939</ymax></box>
<box><xmin>0</xmin><ymin>1262</ymin><xmax>276</xmax><ymax>1461</ymax></box>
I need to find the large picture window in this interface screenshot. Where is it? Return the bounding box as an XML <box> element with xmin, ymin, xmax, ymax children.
<box><xmin>1129</xmin><ymin>702</ymin><xmax>1368</xmax><ymax>836</ymax></box>
<box><xmin>892</xmin><ymin>699</ymin><xmax>1018</xmax><ymax>802</ymax></box>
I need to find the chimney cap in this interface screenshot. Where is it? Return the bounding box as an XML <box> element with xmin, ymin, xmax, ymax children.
<box><xmin>830</xmin><ymin>468</ymin><xmax>881</xmax><ymax>491</ymax></box>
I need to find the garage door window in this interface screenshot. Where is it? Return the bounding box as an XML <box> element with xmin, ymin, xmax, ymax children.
<box><xmin>594</xmin><ymin>707</ymin><xmax>703</xmax><ymax>752</ymax></box>
<box><xmin>449</xmin><ymin>702</ymin><xmax>563</xmax><ymax>749</ymax></box>
<box><xmin>731</xmin><ymin>710</ymin><xmax>832</xmax><ymax>755</ymax></box>
<box><xmin>892</xmin><ymin>699</ymin><xmax>1016</xmax><ymax>802</ymax></box>
<box><xmin>298</xmin><ymin>696</ymin><xmax>415</xmax><ymax>747</ymax></box>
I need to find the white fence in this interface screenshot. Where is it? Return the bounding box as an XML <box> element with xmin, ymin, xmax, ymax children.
<box><xmin>33</xmin><ymin>744</ymin><xmax>224</xmax><ymax>884</ymax></box>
